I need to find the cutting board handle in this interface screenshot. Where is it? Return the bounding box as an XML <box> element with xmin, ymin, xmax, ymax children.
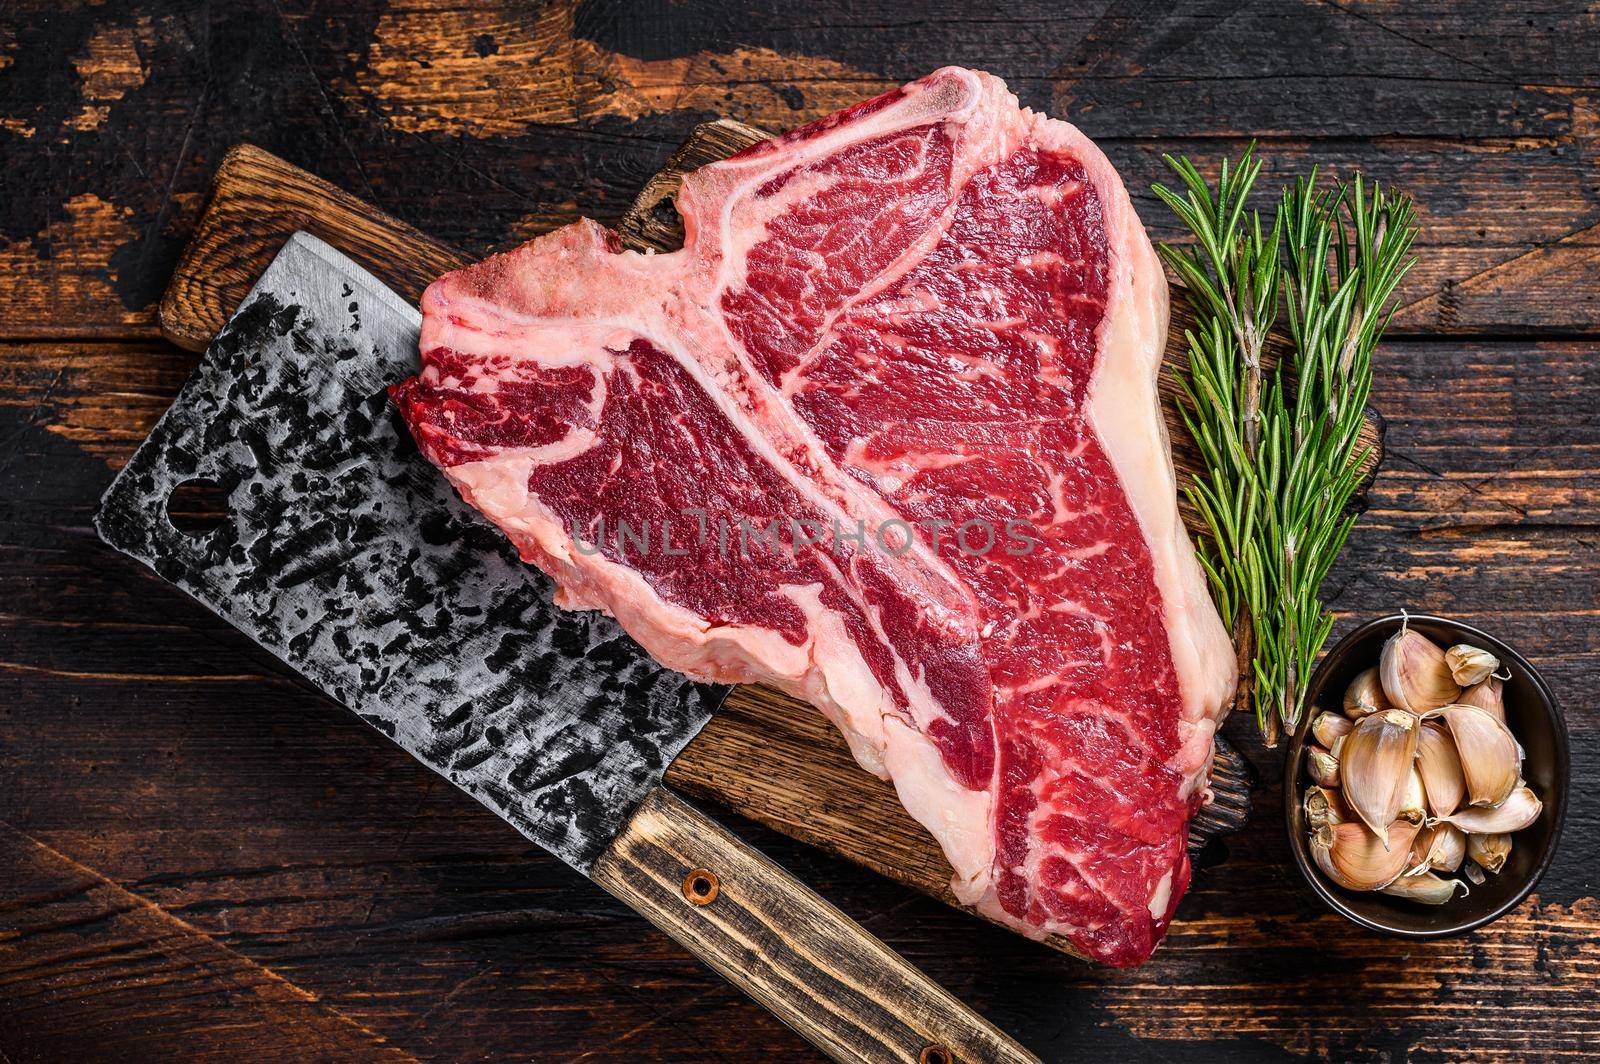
<box><xmin>592</xmin><ymin>787</ymin><xmax>1038</xmax><ymax>1064</ymax></box>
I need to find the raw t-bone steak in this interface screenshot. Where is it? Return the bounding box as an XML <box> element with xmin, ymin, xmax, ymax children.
<box><xmin>392</xmin><ymin>67</ymin><xmax>1234</xmax><ymax>966</ymax></box>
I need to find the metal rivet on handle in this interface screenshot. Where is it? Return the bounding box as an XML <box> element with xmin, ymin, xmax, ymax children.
<box><xmin>682</xmin><ymin>868</ymin><xmax>719</xmax><ymax>906</ymax></box>
<box><xmin>919</xmin><ymin>1045</ymin><xmax>953</xmax><ymax>1064</ymax></box>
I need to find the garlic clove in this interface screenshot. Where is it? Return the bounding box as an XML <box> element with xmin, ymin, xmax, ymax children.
<box><xmin>1466</xmin><ymin>832</ymin><xmax>1512</xmax><ymax>874</ymax></box>
<box><xmin>1380</xmin><ymin>625</ymin><xmax>1461</xmax><ymax>712</ymax></box>
<box><xmin>1416</xmin><ymin>720</ymin><xmax>1467</xmax><ymax>817</ymax></box>
<box><xmin>1304</xmin><ymin>785</ymin><xmax>1350</xmax><ymax>830</ymax></box>
<box><xmin>1465</xmin><ymin>861</ymin><xmax>1487</xmax><ymax>886</ymax></box>
<box><xmin>1382</xmin><ymin>870</ymin><xmax>1468</xmax><ymax>905</ymax></box>
<box><xmin>1312</xmin><ymin>711</ymin><xmax>1355</xmax><ymax>748</ymax></box>
<box><xmin>1307</xmin><ymin>746</ymin><xmax>1341</xmax><ymax>788</ymax></box>
<box><xmin>1311</xmin><ymin>820</ymin><xmax>1420</xmax><ymax>891</ymax></box>
<box><xmin>1458</xmin><ymin>676</ymin><xmax>1505</xmax><ymax>721</ymax></box>
<box><xmin>1409</xmin><ymin>822</ymin><xmax>1466</xmax><ymax>873</ymax></box>
<box><xmin>1407</xmin><ymin>823</ymin><xmax>1439</xmax><ymax>872</ymax></box>
<box><xmin>1443</xmin><ymin>785</ymin><xmax>1542</xmax><ymax>833</ymax></box>
<box><xmin>1445</xmin><ymin>644</ymin><xmax>1500</xmax><ymax>687</ymax></box>
<box><xmin>1429</xmin><ymin>703</ymin><xmax>1520</xmax><ymax>808</ymax></box>
<box><xmin>1397</xmin><ymin>765</ymin><xmax>1428</xmax><ymax>825</ymax></box>
<box><xmin>1427</xmin><ymin>823</ymin><xmax>1467</xmax><ymax>872</ymax></box>
<box><xmin>1343</xmin><ymin>667</ymin><xmax>1391</xmax><ymax>719</ymax></box>
<box><xmin>1341</xmin><ymin>708</ymin><xmax>1421</xmax><ymax>839</ymax></box>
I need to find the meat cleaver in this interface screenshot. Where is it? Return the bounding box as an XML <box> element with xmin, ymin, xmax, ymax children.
<box><xmin>96</xmin><ymin>232</ymin><xmax>1036</xmax><ymax>1064</ymax></box>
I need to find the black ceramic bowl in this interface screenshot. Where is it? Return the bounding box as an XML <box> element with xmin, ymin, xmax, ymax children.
<box><xmin>1285</xmin><ymin>614</ymin><xmax>1569</xmax><ymax>937</ymax></box>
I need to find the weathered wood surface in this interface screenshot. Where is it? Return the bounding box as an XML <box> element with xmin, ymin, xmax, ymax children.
<box><xmin>4</xmin><ymin>2</ymin><xmax>1599</xmax><ymax>343</ymax></box>
<box><xmin>2</xmin><ymin>2</ymin><xmax>1598</xmax><ymax>1062</ymax></box>
<box><xmin>0</xmin><ymin>823</ymin><xmax>414</xmax><ymax>1063</ymax></box>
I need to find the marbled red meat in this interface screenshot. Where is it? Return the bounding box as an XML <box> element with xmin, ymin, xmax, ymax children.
<box><xmin>392</xmin><ymin>67</ymin><xmax>1235</xmax><ymax>966</ymax></box>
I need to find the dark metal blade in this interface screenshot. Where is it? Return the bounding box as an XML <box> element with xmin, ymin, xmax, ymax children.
<box><xmin>96</xmin><ymin>232</ymin><xmax>722</xmax><ymax>872</ymax></box>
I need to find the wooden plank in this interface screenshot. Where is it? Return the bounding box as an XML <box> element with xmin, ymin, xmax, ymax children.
<box><xmin>4</xmin><ymin>1</ymin><xmax>1600</xmax><ymax>339</ymax></box>
<box><xmin>12</xmin><ymin>135</ymin><xmax>1600</xmax><ymax>339</ymax></box>
<box><xmin>0</xmin><ymin>822</ymin><xmax>415</xmax><ymax>1063</ymax></box>
<box><xmin>1393</xmin><ymin>219</ymin><xmax>1600</xmax><ymax>335</ymax></box>
<box><xmin>567</xmin><ymin>1</ymin><xmax>1600</xmax><ymax>129</ymax></box>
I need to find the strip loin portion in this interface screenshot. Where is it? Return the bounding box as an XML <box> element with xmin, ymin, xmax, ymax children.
<box><xmin>392</xmin><ymin>67</ymin><xmax>1235</xmax><ymax>967</ymax></box>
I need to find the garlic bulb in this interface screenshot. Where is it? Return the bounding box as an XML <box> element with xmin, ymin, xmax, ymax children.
<box><xmin>1340</xmin><ymin>709</ymin><xmax>1420</xmax><ymax>838</ymax></box>
<box><xmin>1445</xmin><ymin>644</ymin><xmax>1500</xmax><ymax>687</ymax></box>
<box><xmin>1414</xmin><ymin>720</ymin><xmax>1466</xmax><ymax>818</ymax></box>
<box><xmin>1458</xmin><ymin>676</ymin><xmax>1505</xmax><ymax>721</ymax></box>
<box><xmin>1382</xmin><ymin>871</ymin><xmax>1468</xmax><ymax>905</ymax></box>
<box><xmin>1380</xmin><ymin>626</ymin><xmax>1461</xmax><ymax>712</ymax></box>
<box><xmin>1311</xmin><ymin>820</ymin><xmax>1420</xmax><ymax>891</ymax></box>
<box><xmin>1312</xmin><ymin>711</ymin><xmax>1354</xmax><ymax>748</ymax></box>
<box><xmin>1307</xmin><ymin>747</ymin><xmax>1341</xmax><ymax>788</ymax></box>
<box><xmin>1343</xmin><ymin>667</ymin><xmax>1390</xmax><ymax>719</ymax></box>
<box><xmin>1443</xmin><ymin>785</ymin><xmax>1543</xmax><ymax>833</ymax></box>
<box><xmin>1429</xmin><ymin>703</ymin><xmax>1520</xmax><ymax>808</ymax></box>
<box><xmin>1467</xmin><ymin>832</ymin><xmax>1511</xmax><ymax>874</ymax></box>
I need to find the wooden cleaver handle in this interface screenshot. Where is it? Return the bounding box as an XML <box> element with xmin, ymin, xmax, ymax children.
<box><xmin>591</xmin><ymin>787</ymin><xmax>1038</xmax><ymax>1064</ymax></box>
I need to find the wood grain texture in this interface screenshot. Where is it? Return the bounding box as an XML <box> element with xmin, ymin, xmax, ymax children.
<box><xmin>0</xmin><ymin>821</ymin><xmax>414</xmax><ymax>1063</ymax></box>
<box><xmin>153</xmin><ymin>138</ymin><xmax>1256</xmax><ymax>959</ymax></box>
<box><xmin>4</xmin><ymin>2</ymin><xmax>1599</xmax><ymax>1061</ymax></box>
<box><xmin>5</xmin><ymin>1</ymin><xmax>1600</xmax><ymax>340</ymax></box>
<box><xmin>158</xmin><ymin>148</ymin><xmax>461</xmax><ymax>353</ymax></box>
<box><xmin>592</xmin><ymin>788</ymin><xmax>1038</xmax><ymax>1064</ymax></box>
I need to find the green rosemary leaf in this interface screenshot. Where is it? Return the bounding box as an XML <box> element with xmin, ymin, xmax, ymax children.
<box><xmin>1157</xmin><ymin>152</ymin><xmax>1418</xmax><ymax>740</ymax></box>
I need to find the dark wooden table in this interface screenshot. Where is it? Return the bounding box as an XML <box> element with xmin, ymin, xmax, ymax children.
<box><xmin>2</xmin><ymin>3</ymin><xmax>1597</xmax><ymax>1061</ymax></box>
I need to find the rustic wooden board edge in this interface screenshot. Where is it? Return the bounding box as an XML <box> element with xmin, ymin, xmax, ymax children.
<box><xmin>616</xmin><ymin>118</ymin><xmax>771</xmax><ymax>249</ymax></box>
<box><xmin>158</xmin><ymin>143</ymin><xmax>466</xmax><ymax>354</ymax></box>
<box><xmin>153</xmin><ymin>141</ymin><xmax>1266</xmax><ymax>963</ymax></box>
<box><xmin>159</xmin><ymin>144</ymin><xmax>270</xmax><ymax>352</ymax></box>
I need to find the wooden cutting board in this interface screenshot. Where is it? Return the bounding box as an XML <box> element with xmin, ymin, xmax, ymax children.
<box><xmin>157</xmin><ymin>124</ymin><xmax>1380</xmax><ymax>955</ymax></box>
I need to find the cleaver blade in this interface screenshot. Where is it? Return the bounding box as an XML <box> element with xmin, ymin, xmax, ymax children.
<box><xmin>98</xmin><ymin>231</ymin><xmax>720</xmax><ymax>871</ymax></box>
<box><xmin>96</xmin><ymin>231</ymin><xmax>1036</xmax><ymax>1064</ymax></box>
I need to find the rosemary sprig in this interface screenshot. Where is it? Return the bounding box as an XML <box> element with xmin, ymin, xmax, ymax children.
<box><xmin>1154</xmin><ymin>152</ymin><xmax>1417</xmax><ymax>742</ymax></box>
